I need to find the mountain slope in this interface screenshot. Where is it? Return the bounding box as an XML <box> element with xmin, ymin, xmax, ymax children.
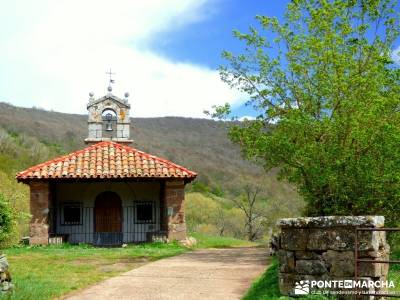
<box><xmin>0</xmin><ymin>102</ymin><xmax>299</xmax><ymax>201</ymax></box>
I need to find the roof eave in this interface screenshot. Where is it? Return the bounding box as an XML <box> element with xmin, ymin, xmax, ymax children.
<box><xmin>16</xmin><ymin>175</ymin><xmax>197</xmax><ymax>184</ymax></box>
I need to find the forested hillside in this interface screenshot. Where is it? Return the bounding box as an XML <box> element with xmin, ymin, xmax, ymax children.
<box><xmin>0</xmin><ymin>102</ymin><xmax>299</xmax><ymax>198</ymax></box>
<box><xmin>0</xmin><ymin>102</ymin><xmax>303</xmax><ymax>241</ymax></box>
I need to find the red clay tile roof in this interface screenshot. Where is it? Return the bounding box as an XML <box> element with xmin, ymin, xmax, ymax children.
<box><xmin>16</xmin><ymin>141</ymin><xmax>197</xmax><ymax>181</ymax></box>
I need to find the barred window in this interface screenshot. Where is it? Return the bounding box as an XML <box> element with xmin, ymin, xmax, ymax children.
<box><xmin>135</xmin><ymin>202</ymin><xmax>154</xmax><ymax>223</ymax></box>
<box><xmin>62</xmin><ymin>203</ymin><xmax>82</xmax><ymax>225</ymax></box>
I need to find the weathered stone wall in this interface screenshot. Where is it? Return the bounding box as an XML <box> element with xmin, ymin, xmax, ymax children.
<box><xmin>0</xmin><ymin>254</ymin><xmax>12</xmax><ymax>293</ymax></box>
<box><xmin>164</xmin><ymin>180</ymin><xmax>186</xmax><ymax>241</ymax></box>
<box><xmin>276</xmin><ymin>216</ymin><xmax>390</xmax><ymax>298</ymax></box>
<box><xmin>29</xmin><ymin>181</ymin><xmax>50</xmax><ymax>245</ymax></box>
<box><xmin>85</xmin><ymin>94</ymin><xmax>133</xmax><ymax>144</ymax></box>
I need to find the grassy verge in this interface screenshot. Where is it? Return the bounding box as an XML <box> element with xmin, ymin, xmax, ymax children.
<box><xmin>190</xmin><ymin>232</ymin><xmax>257</xmax><ymax>248</ymax></box>
<box><xmin>389</xmin><ymin>247</ymin><xmax>400</xmax><ymax>293</ymax></box>
<box><xmin>0</xmin><ymin>233</ymin><xmax>255</xmax><ymax>299</ymax></box>
<box><xmin>2</xmin><ymin>242</ymin><xmax>186</xmax><ymax>300</ymax></box>
<box><xmin>243</xmin><ymin>258</ymin><xmax>334</xmax><ymax>300</ymax></box>
<box><xmin>242</xmin><ymin>257</ymin><xmax>281</xmax><ymax>300</ymax></box>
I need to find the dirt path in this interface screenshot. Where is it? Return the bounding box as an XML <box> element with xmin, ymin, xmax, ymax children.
<box><xmin>63</xmin><ymin>247</ymin><xmax>269</xmax><ymax>300</ymax></box>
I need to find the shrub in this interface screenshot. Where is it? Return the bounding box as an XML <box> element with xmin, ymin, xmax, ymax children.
<box><xmin>186</xmin><ymin>193</ymin><xmax>219</xmax><ymax>232</ymax></box>
<box><xmin>0</xmin><ymin>193</ymin><xmax>15</xmax><ymax>246</ymax></box>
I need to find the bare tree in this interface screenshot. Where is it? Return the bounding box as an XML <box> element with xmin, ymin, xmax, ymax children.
<box><xmin>231</xmin><ymin>185</ymin><xmax>266</xmax><ymax>241</ymax></box>
<box><xmin>215</xmin><ymin>206</ymin><xmax>226</xmax><ymax>236</ymax></box>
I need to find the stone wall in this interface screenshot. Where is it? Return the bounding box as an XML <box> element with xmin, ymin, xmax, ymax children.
<box><xmin>85</xmin><ymin>94</ymin><xmax>133</xmax><ymax>144</ymax></box>
<box><xmin>276</xmin><ymin>216</ymin><xmax>390</xmax><ymax>298</ymax></box>
<box><xmin>164</xmin><ymin>180</ymin><xmax>186</xmax><ymax>241</ymax></box>
<box><xmin>29</xmin><ymin>181</ymin><xmax>50</xmax><ymax>245</ymax></box>
<box><xmin>0</xmin><ymin>254</ymin><xmax>12</xmax><ymax>293</ymax></box>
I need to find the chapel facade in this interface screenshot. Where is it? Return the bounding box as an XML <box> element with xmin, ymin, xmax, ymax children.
<box><xmin>16</xmin><ymin>85</ymin><xmax>196</xmax><ymax>246</ymax></box>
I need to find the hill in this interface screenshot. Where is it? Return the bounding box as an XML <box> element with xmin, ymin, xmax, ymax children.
<box><xmin>0</xmin><ymin>101</ymin><xmax>305</xmax><ymax>242</ymax></box>
<box><xmin>0</xmin><ymin>101</ymin><xmax>299</xmax><ymax>202</ymax></box>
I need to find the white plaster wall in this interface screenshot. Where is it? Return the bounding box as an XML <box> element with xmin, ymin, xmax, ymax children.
<box><xmin>53</xmin><ymin>181</ymin><xmax>161</xmax><ymax>243</ymax></box>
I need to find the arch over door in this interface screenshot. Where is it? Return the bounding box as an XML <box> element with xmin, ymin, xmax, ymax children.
<box><xmin>95</xmin><ymin>191</ymin><xmax>122</xmax><ymax>232</ymax></box>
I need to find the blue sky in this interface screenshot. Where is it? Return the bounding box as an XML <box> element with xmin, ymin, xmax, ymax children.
<box><xmin>0</xmin><ymin>1</ymin><xmax>398</xmax><ymax>118</ymax></box>
<box><xmin>148</xmin><ymin>1</ymin><xmax>286</xmax><ymax>68</ymax></box>
<box><xmin>149</xmin><ymin>0</ymin><xmax>287</xmax><ymax>118</ymax></box>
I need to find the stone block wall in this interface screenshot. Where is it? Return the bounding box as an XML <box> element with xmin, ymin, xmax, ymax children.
<box><xmin>85</xmin><ymin>94</ymin><xmax>133</xmax><ymax>144</ymax></box>
<box><xmin>276</xmin><ymin>216</ymin><xmax>390</xmax><ymax>297</ymax></box>
<box><xmin>29</xmin><ymin>181</ymin><xmax>50</xmax><ymax>245</ymax></box>
<box><xmin>164</xmin><ymin>180</ymin><xmax>186</xmax><ymax>241</ymax></box>
<box><xmin>0</xmin><ymin>254</ymin><xmax>12</xmax><ymax>293</ymax></box>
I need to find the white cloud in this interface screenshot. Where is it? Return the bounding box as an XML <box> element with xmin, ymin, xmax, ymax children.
<box><xmin>0</xmin><ymin>0</ymin><xmax>243</xmax><ymax>118</ymax></box>
<box><xmin>238</xmin><ymin>116</ymin><xmax>256</xmax><ymax>121</ymax></box>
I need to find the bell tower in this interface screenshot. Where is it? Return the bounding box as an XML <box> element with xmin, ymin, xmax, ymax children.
<box><xmin>85</xmin><ymin>71</ymin><xmax>133</xmax><ymax>144</ymax></box>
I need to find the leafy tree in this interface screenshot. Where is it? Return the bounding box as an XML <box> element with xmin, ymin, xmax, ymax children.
<box><xmin>0</xmin><ymin>193</ymin><xmax>14</xmax><ymax>246</ymax></box>
<box><xmin>215</xmin><ymin>0</ymin><xmax>400</xmax><ymax>225</ymax></box>
<box><xmin>190</xmin><ymin>182</ymin><xmax>211</xmax><ymax>194</ymax></box>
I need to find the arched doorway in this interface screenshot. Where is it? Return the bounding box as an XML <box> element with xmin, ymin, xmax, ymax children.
<box><xmin>94</xmin><ymin>191</ymin><xmax>122</xmax><ymax>233</ymax></box>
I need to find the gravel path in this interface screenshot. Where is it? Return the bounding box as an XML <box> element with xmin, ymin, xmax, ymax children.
<box><xmin>63</xmin><ymin>247</ymin><xmax>269</xmax><ymax>300</ymax></box>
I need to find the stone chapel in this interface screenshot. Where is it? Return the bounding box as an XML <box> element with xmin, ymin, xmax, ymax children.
<box><xmin>16</xmin><ymin>83</ymin><xmax>196</xmax><ymax>246</ymax></box>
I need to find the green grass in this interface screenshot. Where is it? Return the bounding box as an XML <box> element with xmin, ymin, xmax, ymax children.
<box><xmin>1</xmin><ymin>242</ymin><xmax>187</xmax><ymax>300</ymax></box>
<box><xmin>0</xmin><ymin>234</ymin><xmax>255</xmax><ymax>299</ymax></box>
<box><xmin>190</xmin><ymin>232</ymin><xmax>257</xmax><ymax>248</ymax></box>
<box><xmin>243</xmin><ymin>257</ymin><xmax>281</xmax><ymax>300</ymax></box>
<box><xmin>243</xmin><ymin>258</ymin><xmax>334</xmax><ymax>300</ymax></box>
<box><xmin>389</xmin><ymin>246</ymin><xmax>400</xmax><ymax>294</ymax></box>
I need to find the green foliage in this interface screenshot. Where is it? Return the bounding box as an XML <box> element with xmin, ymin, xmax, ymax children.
<box><xmin>186</xmin><ymin>193</ymin><xmax>247</xmax><ymax>238</ymax></box>
<box><xmin>0</xmin><ymin>127</ymin><xmax>65</xmax><ymax>176</ymax></box>
<box><xmin>218</xmin><ymin>0</ymin><xmax>400</xmax><ymax>225</ymax></box>
<box><xmin>0</xmin><ymin>193</ymin><xmax>15</xmax><ymax>246</ymax></box>
<box><xmin>186</xmin><ymin>192</ymin><xmax>220</xmax><ymax>232</ymax></box>
<box><xmin>211</xmin><ymin>185</ymin><xmax>224</xmax><ymax>197</ymax></box>
<box><xmin>190</xmin><ymin>182</ymin><xmax>211</xmax><ymax>194</ymax></box>
<box><xmin>0</xmin><ymin>172</ymin><xmax>30</xmax><ymax>241</ymax></box>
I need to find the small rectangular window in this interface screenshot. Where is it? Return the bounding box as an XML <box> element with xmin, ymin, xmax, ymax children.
<box><xmin>62</xmin><ymin>203</ymin><xmax>82</xmax><ymax>225</ymax></box>
<box><xmin>136</xmin><ymin>202</ymin><xmax>154</xmax><ymax>223</ymax></box>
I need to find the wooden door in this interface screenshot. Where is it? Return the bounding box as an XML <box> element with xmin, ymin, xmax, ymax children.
<box><xmin>95</xmin><ymin>191</ymin><xmax>122</xmax><ymax>232</ymax></box>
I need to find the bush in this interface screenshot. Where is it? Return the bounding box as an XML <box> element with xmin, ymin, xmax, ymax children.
<box><xmin>0</xmin><ymin>171</ymin><xmax>30</xmax><ymax>240</ymax></box>
<box><xmin>186</xmin><ymin>193</ymin><xmax>219</xmax><ymax>232</ymax></box>
<box><xmin>0</xmin><ymin>193</ymin><xmax>15</xmax><ymax>246</ymax></box>
<box><xmin>186</xmin><ymin>193</ymin><xmax>249</xmax><ymax>239</ymax></box>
